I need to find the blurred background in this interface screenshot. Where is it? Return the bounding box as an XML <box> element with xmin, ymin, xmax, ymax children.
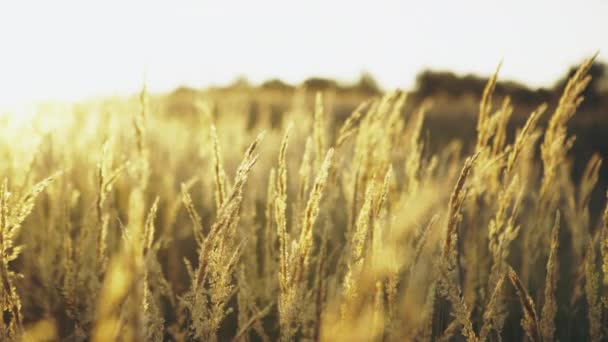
<box><xmin>1</xmin><ymin>0</ymin><xmax>607</xmax><ymax>200</ymax></box>
<box><xmin>0</xmin><ymin>0</ymin><xmax>606</xmax><ymax>107</ymax></box>
<box><xmin>2</xmin><ymin>0</ymin><xmax>607</xmax><ymax>190</ymax></box>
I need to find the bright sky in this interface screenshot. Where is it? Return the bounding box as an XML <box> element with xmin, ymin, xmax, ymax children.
<box><xmin>0</xmin><ymin>0</ymin><xmax>606</xmax><ymax>107</ymax></box>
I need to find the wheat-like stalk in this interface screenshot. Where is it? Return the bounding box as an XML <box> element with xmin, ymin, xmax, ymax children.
<box><xmin>211</xmin><ymin>125</ymin><xmax>228</xmax><ymax>211</ymax></box>
<box><xmin>313</xmin><ymin>92</ymin><xmax>327</xmax><ymax>169</ymax></box>
<box><xmin>479</xmin><ymin>273</ymin><xmax>506</xmax><ymax>340</ymax></box>
<box><xmin>540</xmin><ymin>211</ymin><xmax>560</xmax><ymax>341</ymax></box>
<box><xmin>508</xmin><ymin>266</ymin><xmax>541</xmax><ymax>342</ymax></box>
<box><xmin>584</xmin><ymin>237</ymin><xmax>602</xmax><ymax>342</ymax></box>
<box><xmin>476</xmin><ymin>62</ymin><xmax>501</xmax><ymax>150</ymax></box>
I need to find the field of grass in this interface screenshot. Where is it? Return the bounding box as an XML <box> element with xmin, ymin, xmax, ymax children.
<box><xmin>1</xmin><ymin>56</ymin><xmax>607</xmax><ymax>341</ymax></box>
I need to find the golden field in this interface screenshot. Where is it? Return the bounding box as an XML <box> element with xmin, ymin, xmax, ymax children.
<box><xmin>1</xmin><ymin>56</ymin><xmax>608</xmax><ymax>341</ymax></box>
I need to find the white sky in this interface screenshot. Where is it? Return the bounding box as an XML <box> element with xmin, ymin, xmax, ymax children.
<box><xmin>0</xmin><ymin>0</ymin><xmax>606</xmax><ymax>107</ymax></box>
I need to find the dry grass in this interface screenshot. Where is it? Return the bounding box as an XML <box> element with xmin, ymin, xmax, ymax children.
<box><xmin>0</xmin><ymin>55</ymin><xmax>606</xmax><ymax>341</ymax></box>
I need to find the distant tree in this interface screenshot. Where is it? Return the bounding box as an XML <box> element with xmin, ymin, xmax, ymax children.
<box><xmin>302</xmin><ymin>77</ymin><xmax>338</xmax><ymax>91</ymax></box>
<box><xmin>228</xmin><ymin>76</ymin><xmax>251</xmax><ymax>90</ymax></box>
<box><xmin>415</xmin><ymin>70</ymin><xmax>482</xmax><ymax>97</ymax></box>
<box><xmin>415</xmin><ymin>69</ymin><xmax>548</xmax><ymax>106</ymax></box>
<box><xmin>166</xmin><ymin>86</ymin><xmax>199</xmax><ymax>116</ymax></box>
<box><xmin>171</xmin><ymin>86</ymin><xmax>198</xmax><ymax>97</ymax></box>
<box><xmin>353</xmin><ymin>72</ymin><xmax>381</xmax><ymax>95</ymax></box>
<box><xmin>260</xmin><ymin>78</ymin><xmax>294</xmax><ymax>91</ymax></box>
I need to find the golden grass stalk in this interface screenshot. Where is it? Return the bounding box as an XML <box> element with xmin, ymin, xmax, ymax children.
<box><xmin>313</xmin><ymin>232</ymin><xmax>327</xmax><ymax>342</ymax></box>
<box><xmin>96</xmin><ymin>140</ymin><xmax>127</xmax><ymax>222</ymax></box>
<box><xmin>487</xmin><ymin>176</ymin><xmax>524</xmax><ymax>292</ymax></box>
<box><xmin>264</xmin><ymin>168</ymin><xmax>276</xmax><ymax>281</ymax></box>
<box><xmin>211</xmin><ymin>125</ymin><xmax>228</xmax><ymax>211</ymax></box>
<box><xmin>405</xmin><ymin>103</ymin><xmax>428</xmax><ymax>195</ymax></box>
<box><xmin>97</xmin><ymin>215</ymin><xmax>109</xmax><ymax>275</ymax></box>
<box><xmin>540</xmin><ymin>211</ymin><xmax>560</xmax><ymax>341</ymax></box>
<box><xmin>479</xmin><ymin>273</ymin><xmax>506</xmax><ymax>340</ymax></box>
<box><xmin>94</xmin><ymin>187</ymin><xmax>157</xmax><ymax>342</ymax></box>
<box><xmin>0</xmin><ymin>173</ymin><xmax>59</xmax><ymax>339</ymax></box>
<box><xmin>293</xmin><ymin>148</ymin><xmax>334</xmax><ymax>284</ymax></box>
<box><xmin>194</xmin><ymin>132</ymin><xmax>264</xmax><ymax>289</ymax></box>
<box><xmin>375</xmin><ymin>167</ymin><xmax>392</xmax><ymax>219</ymax></box>
<box><xmin>405</xmin><ymin>215</ymin><xmax>439</xmax><ymax>285</ymax></box>
<box><xmin>295</xmin><ymin>137</ymin><xmax>314</xmax><ymax>232</ymax></box>
<box><xmin>584</xmin><ymin>238</ymin><xmax>602</xmax><ymax>342</ymax></box>
<box><xmin>181</xmin><ymin>183</ymin><xmax>205</xmax><ymax>245</ymax></box>
<box><xmin>580</xmin><ymin>154</ymin><xmax>602</xmax><ymax>213</ymax></box>
<box><xmin>491</xmin><ymin>96</ymin><xmax>513</xmax><ymax>156</ymax></box>
<box><xmin>351</xmin><ymin>178</ymin><xmax>376</xmax><ymax>263</ymax></box>
<box><xmin>278</xmin><ymin>148</ymin><xmax>333</xmax><ymax>341</ymax></box>
<box><xmin>443</xmin><ymin>153</ymin><xmax>479</xmax><ymax>263</ymax></box>
<box><xmin>12</xmin><ymin>172</ymin><xmax>62</xmax><ymax>233</ymax></box>
<box><xmin>95</xmin><ymin>140</ymin><xmax>127</xmax><ymax>275</ymax></box>
<box><xmin>386</xmin><ymin>91</ymin><xmax>408</xmax><ymax>145</ymax></box>
<box><xmin>182</xmin><ymin>131</ymin><xmax>263</xmax><ymax>341</ymax></box>
<box><xmin>92</xmin><ymin>249</ymin><xmax>141</xmax><ymax>342</ymax></box>
<box><xmin>0</xmin><ymin>180</ymin><xmax>22</xmax><ymax>339</ymax></box>
<box><xmin>414</xmin><ymin>280</ymin><xmax>437</xmax><ymax>341</ymax></box>
<box><xmin>313</xmin><ymin>92</ymin><xmax>327</xmax><ymax>169</ymax></box>
<box><xmin>434</xmin><ymin>153</ymin><xmax>480</xmax><ymax>342</ymax></box>
<box><xmin>508</xmin><ymin>266</ymin><xmax>541</xmax><ymax>342</ymax></box>
<box><xmin>231</xmin><ymin>303</ymin><xmax>273</xmax><ymax>342</ymax></box>
<box><xmin>505</xmin><ymin>103</ymin><xmax>547</xmax><ymax>175</ymax></box>
<box><xmin>437</xmin><ymin>264</ymin><xmax>478</xmax><ymax>342</ymax></box>
<box><xmin>336</xmin><ymin>100</ymin><xmax>371</xmax><ymax>148</ymax></box>
<box><xmin>476</xmin><ymin>62</ymin><xmax>501</xmax><ymax>150</ymax></box>
<box><xmin>488</xmin><ymin>176</ymin><xmax>520</xmax><ymax>255</ymax></box>
<box><xmin>563</xmin><ymin>154</ymin><xmax>603</xmax><ymax>266</ymax></box>
<box><xmin>540</xmin><ymin>54</ymin><xmax>596</xmax><ymax>202</ymax></box>
<box><xmin>276</xmin><ymin>124</ymin><xmax>292</xmax><ymax>293</ymax></box>
<box><xmin>133</xmin><ymin>82</ymin><xmax>150</xmax><ymax>189</ymax></box>
<box><xmin>143</xmin><ymin>197</ymin><xmax>160</xmax><ymax>255</ymax></box>
<box><xmin>372</xmin><ymin>281</ymin><xmax>385</xmax><ymax>341</ymax></box>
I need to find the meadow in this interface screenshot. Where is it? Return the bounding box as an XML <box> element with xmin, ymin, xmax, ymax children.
<box><xmin>1</xmin><ymin>56</ymin><xmax>608</xmax><ymax>341</ymax></box>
